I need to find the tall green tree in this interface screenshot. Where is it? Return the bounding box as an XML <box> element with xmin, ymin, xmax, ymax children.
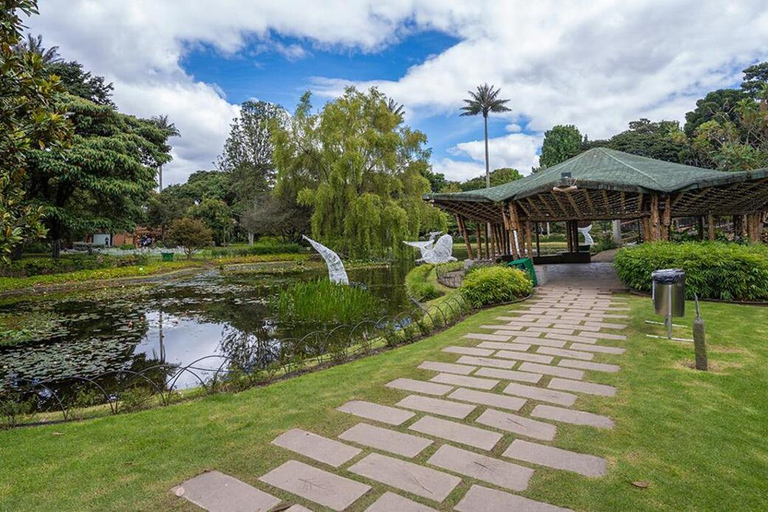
<box><xmin>539</xmin><ymin>125</ymin><xmax>583</xmax><ymax>168</ymax></box>
<box><xmin>0</xmin><ymin>1</ymin><xmax>71</xmax><ymax>263</ymax></box>
<box><xmin>188</xmin><ymin>197</ymin><xmax>234</xmax><ymax>246</ymax></box>
<box><xmin>460</xmin><ymin>84</ymin><xmax>511</xmax><ymax>188</ymax></box>
<box><xmin>151</xmin><ymin>114</ymin><xmax>179</xmax><ymax>191</ymax></box>
<box><xmin>460</xmin><ymin>167</ymin><xmax>523</xmax><ymax>192</ymax></box>
<box><xmin>273</xmin><ymin>87</ymin><xmax>445</xmax><ymax>259</ymax></box>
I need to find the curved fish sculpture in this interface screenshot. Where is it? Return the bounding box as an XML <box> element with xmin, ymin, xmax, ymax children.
<box><xmin>578</xmin><ymin>224</ymin><xmax>594</xmax><ymax>245</ymax></box>
<box><xmin>302</xmin><ymin>235</ymin><xmax>349</xmax><ymax>285</ymax></box>
<box><xmin>403</xmin><ymin>231</ymin><xmax>442</xmax><ymax>259</ymax></box>
<box><xmin>417</xmin><ymin>234</ymin><xmax>457</xmax><ymax>264</ymax></box>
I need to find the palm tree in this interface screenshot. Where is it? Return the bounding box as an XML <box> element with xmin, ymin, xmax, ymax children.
<box><xmin>15</xmin><ymin>34</ymin><xmax>61</xmax><ymax>64</ymax></box>
<box><xmin>460</xmin><ymin>83</ymin><xmax>511</xmax><ymax>188</ymax></box>
<box><xmin>386</xmin><ymin>98</ymin><xmax>405</xmax><ymax>120</ymax></box>
<box><xmin>151</xmin><ymin>115</ymin><xmax>180</xmax><ymax>191</ymax></box>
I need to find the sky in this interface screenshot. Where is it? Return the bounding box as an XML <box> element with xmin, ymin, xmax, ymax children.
<box><xmin>27</xmin><ymin>1</ymin><xmax>768</xmax><ymax>186</ymax></box>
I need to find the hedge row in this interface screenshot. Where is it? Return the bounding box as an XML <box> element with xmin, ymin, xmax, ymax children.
<box><xmin>405</xmin><ymin>264</ymin><xmax>442</xmax><ymax>301</ymax></box>
<box><xmin>460</xmin><ymin>265</ymin><xmax>533</xmax><ymax>307</ymax></box>
<box><xmin>614</xmin><ymin>242</ymin><xmax>768</xmax><ymax>301</ymax></box>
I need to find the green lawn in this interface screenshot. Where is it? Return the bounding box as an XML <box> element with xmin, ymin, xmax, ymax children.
<box><xmin>1</xmin><ymin>295</ymin><xmax>766</xmax><ymax>511</ymax></box>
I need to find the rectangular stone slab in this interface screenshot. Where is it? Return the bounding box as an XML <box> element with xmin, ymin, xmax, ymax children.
<box><xmin>418</xmin><ymin>361</ymin><xmax>476</xmax><ymax>375</ymax></box>
<box><xmin>537</xmin><ymin>346</ymin><xmax>594</xmax><ymax>361</ymax></box>
<box><xmin>503</xmin><ymin>382</ymin><xmax>578</xmax><ymax>406</ymax></box>
<box><xmin>475</xmin><ymin>367</ymin><xmax>543</xmax><ymax>384</ymax></box>
<box><xmin>365</xmin><ymin>492</ymin><xmax>437</xmax><ymax>511</ymax></box>
<box><xmin>476</xmin><ymin>341</ymin><xmax>532</xmax><ymax>351</ymax></box>
<box><xmin>584</xmin><ymin>321</ymin><xmax>627</xmax><ymax>330</ymax></box>
<box><xmin>503</xmin><ymin>439</ymin><xmax>607</xmax><ymax>477</ymax></box>
<box><xmin>396</xmin><ymin>394</ymin><xmax>475</xmax><ymax>419</ymax></box>
<box><xmin>518</xmin><ymin>362</ymin><xmax>585</xmax><ymax>380</ymax></box>
<box><xmin>475</xmin><ymin>408</ymin><xmax>557</xmax><ymax>441</ymax></box>
<box><xmin>545</xmin><ymin>333</ymin><xmax>598</xmax><ymax>344</ymax></box>
<box><xmin>336</xmin><ymin>400</ymin><xmax>415</xmax><ymax>426</ymax></box>
<box><xmin>553</xmin><ymin>323</ymin><xmax>601</xmax><ymax>332</ymax></box>
<box><xmin>284</xmin><ymin>506</ymin><xmax>313</xmax><ymax>512</ymax></box>
<box><xmin>348</xmin><ymin>453</ymin><xmax>461</xmax><ymax>502</ymax></box>
<box><xmin>455</xmin><ymin>484</ymin><xmax>570</xmax><ymax>512</ymax></box>
<box><xmin>339</xmin><ymin>423</ymin><xmax>432</xmax><ymax>458</ymax></box>
<box><xmin>531</xmin><ymin>404</ymin><xmax>615</xmax><ymax>429</ymax></box>
<box><xmin>386</xmin><ymin>378</ymin><xmax>453</xmax><ymax>396</ymax></box>
<box><xmin>456</xmin><ymin>355</ymin><xmax>516</xmax><ymax>369</ymax></box>
<box><xmin>494</xmin><ymin>350</ymin><xmax>554</xmax><ymax>364</ymax></box>
<box><xmin>448</xmin><ymin>387</ymin><xmax>526</xmax><ymax>411</ymax></box>
<box><xmin>559</xmin><ymin>360</ymin><xmax>621</xmax><ymax>373</ymax></box>
<box><xmin>430</xmin><ymin>372</ymin><xmax>499</xmax><ymax>390</ymax></box>
<box><xmin>259</xmin><ymin>460</ymin><xmax>371</xmax><ymax>511</ymax></box>
<box><xmin>442</xmin><ymin>346</ymin><xmax>495</xmax><ymax>356</ymax></box>
<box><xmin>506</xmin><ymin>336</ymin><xmax>567</xmax><ymax>348</ymax></box>
<box><xmin>569</xmin><ymin>343</ymin><xmax>625</xmax><ymax>355</ymax></box>
<box><xmin>272</xmin><ymin>429</ymin><xmax>361</xmax><ymax>468</ymax></box>
<box><xmin>577</xmin><ymin>331</ymin><xmax>627</xmax><ymax>341</ymax></box>
<box><xmin>492</xmin><ymin>329</ymin><xmax>544</xmax><ymax>338</ymax></box>
<box><xmin>523</xmin><ymin>327</ymin><xmax>576</xmax><ymax>336</ymax></box>
<box><xmin>409</xmin><ymin>415</ymin><xmax>502</xmax><ymax>450</ymax></box>
<box><xmin>428</xmin><ymin>444</ymin><xmax>533</xmax><ymax>492</ymax></box>
<box><xmin>173</xmin><ymin>470</ymin><xmax>281</xmax><ymax>512</ymax></box>
<box><xmin>463</xmin><ymin>332</ymin><xmax>512</xmax><ymax>342</ymax></box>
<box><xmin>548</xmin><ymin>378</ymin><xmax>617</xmax><ymax>397</ymax></box>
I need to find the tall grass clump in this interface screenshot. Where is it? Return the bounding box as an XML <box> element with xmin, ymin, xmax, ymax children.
<box><xmin>276</xmin><ymin>279</ymin><xmax>382</xmax><ymax>324</ymax></box>
<box><xmin>460</xmin><ymin>265</ymin><xmax>533</xmax><ymax>307</ymax></box>
<box><xmin>405</xmin><ymin>264</ymin><xmax>442</xmax><ymax>302</ymax></box>
<box><xmin>614</xmin><ymin>242</ymin><xmax>768</xmax><ymax>301</ymax></box>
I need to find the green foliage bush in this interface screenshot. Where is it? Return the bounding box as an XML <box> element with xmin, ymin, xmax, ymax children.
<box><xmin>460</xmin><ymin>265</ymin><xmax>533</xmax><ymax>307</ymax></box>
<box><xmin>276</xmin><ymin>279</ymin><xmax>382</xmax><ymax>324</ymax></box>
<box><xmin>0</xmin><ymin>254</ymin><xmax>149</xmax><ymax>278</ymax></box>
<box><xmin>614</xmin><ymin>242</ymin><xmax>768</xmax><ymax>301</ymax></box>
<box><xmin>405</xmin><ymin>265</ymin><xmax>442</xmax><ymax>302</ymax></box>
<box><xmin>209</xmin><ymin>242</ymin><xmax>301</xmax><ymax>257</ymax></box>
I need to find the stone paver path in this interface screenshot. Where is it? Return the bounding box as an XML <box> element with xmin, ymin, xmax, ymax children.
<box><xmin>174</xmin><ymin>286</ymin><xmax>627</xmax><ymax>511</ymax></box>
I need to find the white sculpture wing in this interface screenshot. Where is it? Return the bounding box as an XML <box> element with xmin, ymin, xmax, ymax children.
<box><xmin>427</xmin><ymin>231</ymin><xmax>443</xmax><ymax>242</ymax></box>
<box><xmin>578</xmin><ymin>224</ymin><xmax>594</xmax><ymax>246</ymax></box>
<box><xmin>418</xmin><ymin>234</ymin><xmax>457</xmax><ymax>264</ymax></box>
<box><xmin>403</xmin><ymin>240</ymin><xmax>432</xmax><ymax>258</ymax></box>
<box><xmin>302</xmin><ymin>235</ymin><xmax>349</xmax><ymax>285</ymax></box>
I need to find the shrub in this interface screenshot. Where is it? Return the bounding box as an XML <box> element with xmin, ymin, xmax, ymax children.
<box><xmin>614</xmin><ymin>242</ymin><xmax>768</xmax><ymax>301</ymax></box>
<box><xmin>275</xmin><ymin>279</ymin><xmax>382</xmax><ymax>324</ymax></box>
<box><xmin>460</xmin><ymin>265</ymin><xmax>533</xmax><ymax>307</ymax></box>
<box><xmin>405</xmin><ymin>265</ymin><xmax>442</xmax><ymax>302</ymax></box>
<box><xmin>166</xmin><ymin>218</ymin><xmax>213</xmax><ymax>258</ymax></box>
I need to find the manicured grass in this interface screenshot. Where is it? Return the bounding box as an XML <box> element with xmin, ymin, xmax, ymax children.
<box><xmin>1</xmin><ymin>296</ymin><xmax>766</xmax><ymax>510</ymax></box>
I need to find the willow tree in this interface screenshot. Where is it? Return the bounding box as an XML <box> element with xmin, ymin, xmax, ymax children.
<box><xmin>273</xmin><ymin>87</ymin><xmax>445</xmax><ymax>259</ymax></box>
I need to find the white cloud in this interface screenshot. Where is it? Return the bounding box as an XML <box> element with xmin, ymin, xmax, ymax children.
<box><xmin>439</xmin><ymin>132</ymin><xmax>544</xmax><ymax>181</ymax></box>
<box><xmin>25</xmin><ymin>0</ymin><xmax>768</xmax><ymax>185</ymax></box>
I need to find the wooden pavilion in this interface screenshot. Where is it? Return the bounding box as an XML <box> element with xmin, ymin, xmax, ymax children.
<box><xmin>425</xmin><ymin>148</ymin><xmax>768</xmax><ymax>262</ymax></box>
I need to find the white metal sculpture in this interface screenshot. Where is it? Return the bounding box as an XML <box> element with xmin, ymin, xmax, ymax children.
<box><xmin>416</xmin><ymin>234</ymin><xmax>457</xmax><ymax>264</ymax></box>
<box><xmin>403</xmin><ymin>231</ymin><xmax>442</xmax><ymax>259</ymax></box>
<box><xmin>302</xmin><ymin>235</ymin><xmax>349</xmax><ymax>285</ymax></box>
<box><xmin>578</xmin><ymin>224</ymin><xmax>594</xmax><ymax>246</ymax></box>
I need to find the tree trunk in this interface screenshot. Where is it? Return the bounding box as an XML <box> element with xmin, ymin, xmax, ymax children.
<box><xmin>50</xmin><ymin>220</ymin><xmax>62</xmax><ymax>259</ymax></box>
<box><xmin>158</xmin><ymin>165</ymin><xmax>163</xmax><ymax>192</ymax></box>
<box><xmin>248</xmin><ymin>232</ymin><xmax>254</xmax><ymax>245</ymax></box>
<box><xmin>483</xmin><ymin>114</ymin><xmax>490</xmax><ymax>188</ymax></box>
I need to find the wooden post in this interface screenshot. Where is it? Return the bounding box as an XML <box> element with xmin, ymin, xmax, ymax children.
<box><xmin>661</xmin><ymin>196</ymin><xmax>671</xmax><ymax>241</ymax></box>
<box><xmin>565</xmin><ymin>220</ymin><xmax>573</xmax><ymax>252</ymax></box>
<box><xmin>476</xmin><ymin>224</ymin><xmax>483</xmax><ymax>259</ymax></box>
<box><xmin>641</xmin><ymin>217</ymin><xmax>651</xmax><ymax>243</ymax></box>
<box><xmin>484</xmin><ymin>224</ymin><xmax>490</xmax><ymax>260</ymax></box>
<box><xmin>525</xmin><ymin>220</ymin><xmax>534</xmax><ymax>259</ymax></box>
<box><xmin>708</xmin><ymin>212</ymin><xmax>715</xmax><ymax>241</ymax></box>
<box><xmin>697</xmin><ymin>216</ymin><xmax>705</xmax><ymax>240</ymax></box>
<box><xmin>649</xmin><ymin>195</ymin><xmax>661</xmax><ymax>241</ymax></box>
<box><xmin>509</xmin><ymin>204</ymin><xmax>522</xmax><ymax>259</ymax></box>
<box><xmin>535</xmin><ymin>222</ymin><xmax>541</xmax><ymax>257</ymax></box>
<box><xmin>457</xmin><ymin>215</ymin><xmax>474</xmax><ymax>260</ymax></box>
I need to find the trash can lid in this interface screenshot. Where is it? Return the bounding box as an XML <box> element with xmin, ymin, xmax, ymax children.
<box><xmin>652</xmin><ymin>268</ymin><xmax>685</xmax><ymax>284</ymax></box>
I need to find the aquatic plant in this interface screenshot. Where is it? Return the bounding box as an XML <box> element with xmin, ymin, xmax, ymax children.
<box><xmin>275</xmin><ymin>279</ymin><xmax>382</xmax><ymax>324</ymax></box>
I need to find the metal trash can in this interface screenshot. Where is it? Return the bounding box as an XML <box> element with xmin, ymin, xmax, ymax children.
<box><xmin>652</xmin><ymin>269</ymin><xmax>685</xmax><ymax>317</ymax></box>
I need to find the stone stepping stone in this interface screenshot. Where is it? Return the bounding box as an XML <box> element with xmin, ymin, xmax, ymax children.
<box><xmin>386</xmin><ymin>378</ymin><xmax>453</xmax><ymax>396</ymax></box>
<box><xmin>409</xmin><ymin>415</ymin><xmax>502</xmax><ymax>450</ymax></box>
<box><xmin>272</xmin><ymin>429</ymin><xmax>361</xmax><ymax>468</ymax></box>
<box><xmin>504</xmin><ymin>336</ymin><xmax>566</xmax><ymax>348</ymax></box>
<box><xmin>418</xmin><ymin>361</ymin><xmax>476</xmax><ymax>375</ymax></box>
<box><xmin>537</xmin><ymin>347</ymin><xmax>594</xmax><ymax>361</ymax></box>
<box><xmin>476</xmin><ymin>341</ymin><xmax>532</xmax><ymax>351</ymax></box>
<box><xmin>365</xmin><ymin>492</ymin><xmax>436</xmax><ymax>511</ymax></box>
<box><xmin>348</xmin><ymin>453</ymin><xmax>461</xmax><ymax>502</ymax></box>
<box><xmin>456</xmin><ymin>355</ymin><xmax>516</xmax><ymax>370</ymax></box>
<box><xmin>475</xmin><ymin>367</ymin><xmax>543</xmax><ymax>384</ymax></box>
<box><xmin>516</xmin><ymin>330</ymin><xmax>575</xmax><ymax>342</ymax></box>
<box><xmin>503</xmin><ymin>382</ymin><xmax>577</xmax><ymax>406</ymax></box>
<box><xmin>443</xmin><ymin>345</ymin><xmax>495</xmax><ymax>356</ymax></box>
<box><xmin>396</xmin><ymin>394</ymin><xmax>476</xmax><ymax>419</ymax></box>
<box><xmin>463</xmin><ymin>332</ymin><xmax>512</xmax><ymax>342</ymax></box>
<box><xmin>339</xmin><ymin>423</ymin><xmax>432</xmax><ymax>458</ymax></box>
<box><xmin>475</xmin><ymin>408</ymin><xmax>557</xmax><ymax>441</ymax></box>
<box><xmin>259</xmin><ymin>460</ymin><xmax>371</xmax><ymax>511</ymax></box>
<box><xmin>503</xmin><ymin>439</ymin><xmax>607</xmax><ymax>477</ymax></box>
<box><xmin>494</xmin><ymin>350</ymin><xmax>554</xmax><ymax>364</ymax></box>
<box><xmin>428</xmin><ymin>444</ymin><xmax>533</xmax><ymax>492</ymax></box>
<box><xmin>583</xmin><ymin>321</ymin><xmax>627</xmax><ymax>330</ymax></box>
<box><xmin>430</xmin><ymin>373</ymin><xmax>499</xmax><ymax>390</ymax></box>
<box><xmin>548</xmin><ymin>378</ymin><xmax>617</xmax><ymax>397</ymax></box>
<box><xmin>555</xmin><ymin>323</ymin><xmax>601</xmax><ymax>332</ymax></box>
<box><xmin>481</xmin><ymin>323</ymin><xmax>536</xmax><ymax>331</ymax></box>
<box><xmin>568</xmin><ymin>343</ymin><xmax>625</xmax><ymax>355</ymax></box>
<box><xmin>455</xmin><ymin>484</ymin><xmax>571</xmax><ymax>512</ymax></box>
<box><xmin>337</xmin><ymin>400</ymin><xmax>415</xmax><ymax>426</ymax></box>
<box><xmin>545</xmin><ymin>333</ymin><xmax>598</xmax><ymax>344</ymax></box>
<box><xmin>496</xmin><ymin>316</ymin><xmax>552</xmax><ymax>326</ymax></box>
<box><xmin>559</xmin><ymin>360</ymin><xmax>621</xmax><ymax>373</ymax></box>
<box><xmin>284</xmin><ymin>506</ymin><xmax>313</xmax><ymax>512</ymax></box>
<box><xmin>173</xmin><ymin>470</ymin><xmax>281</xmax><ymax>512</ymax></box>
<box><xmin>531</xmin><ymin>404</ymin><xmax>614</xmax><ymax>428</ymax></box>
<box><xmin>577</xmin><ymin>331</ymin><xmax>627</xmax><ymax>341</ymax></box>
<box><xmin>448</xmin><ymin>387</ymin><xmax>526</xmax><ymax>411</ymax></box>
<box><xmin>518</xmin><ymin>362</ymin><xmax>585</xmax><ymax>380</ymax></box>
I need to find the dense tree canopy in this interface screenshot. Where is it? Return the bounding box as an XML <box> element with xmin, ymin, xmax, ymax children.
<box><xmin>273</xmin><ymin>87</ymin><xmax>446</xmax><ymax>259</ymax></box>
<box><xmin>460</xmin><ymin>167</ymin><xmax>523</xmax><ymax>192</ymax></box>
<box><xmin>539</xmin><ymin>125</ymin><xmax>583</xmax><ymax>168</ymax></box>
<box><xmin>587</xmin><ymin>119</ymin><xmax>689</xmax><ymax>164</ymax></box>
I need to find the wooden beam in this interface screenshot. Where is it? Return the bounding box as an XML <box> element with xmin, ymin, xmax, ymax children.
<box><xmin>564</xmin><ymin>192</ymin><xmax>583</xmax><ymax>219</ymax></box>
<box><xmin>535</xmin><ymin>222</ymin><xmax>541</xmax><ymax>256</ymax></box>
<box><xmin>550</xmin><ymin>191</ymin><xmax>570</xmax><ymax>218</ymax></box>
<box><xmin>708</xmin><ymin>212</ymin><xmax>715</xmax><ymax>241</ymax></box>
<box><xmin>650</xmin><ymin>194</ymin><xmax>661</xmax><ymax>241</ymax></box>
<box><xmin>583</xmin><ymin>189</ymin><xmax>595</xmax><ymax>215</ymax></box>
<box><xmin>620</xmin><ymin>191</ymin><xmax>626</xmax><ymax>213</ymax></box>
<box><xmin>601</xmin><ymin>190</ymin><xmax>611</xmax><ymax>213</ymax></box>
<box><xmin>525</xmin><ymin>197</ymin><xmax>545</xmax><ymax>218</ymax></box>
<box><xmin>636</xmin><ymin>192</ymin><xmax>644</xmax><ymax>214</ymax></box>
<box><xmin>662</xmin><ymin>196</ymin><xmax>672</xmax><ymax>241</ymax></box>
<box><xmin>457</xmin><ymin>215</ymin><xmax>474</xmax><ymax>260</ymax></box>
<box><xmin>517</xmin><ymin>200</ymin><xmax>533</xmax><ymax>219</ymax></box>
<box><xmin>476</xmin><ymin>224</ymin><xmax>483</xmax><ymax>259</ymax></box>
<box><xmin>536</xmin><ymin>194</ymin><xmax>558</xmax><ymax>217</ymax></box>
<box><xmin>525</xmin><ymin>220</ymin><xmax>534</xmax><ymax>258</ymax></box>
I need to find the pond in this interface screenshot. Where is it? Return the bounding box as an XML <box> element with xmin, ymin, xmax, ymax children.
<box><xmin>0</xmin><ymin>262</ymin><xmax>415</xmax><ymax>398</ymax></box>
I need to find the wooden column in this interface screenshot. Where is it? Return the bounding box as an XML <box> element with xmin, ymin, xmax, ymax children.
<box><xmin>708</xmin><ymin>212</ymin><xmax>716</xmax><ymax>241</ymax></box>
<box><xmin>661</xmin><ymin>196</ymin><xmax>671</xmax><ymax>241</ymax></box>
<box><xmin>697</xmin><ymin>216</ymin><xmax>705</xmax><ymax>240</ymax></box>
<box><xmin>525</xmin><ymin>220</ymin><xmax>534</xmax><ymax>259</ymax></box>
<box><xmin>535</xmin><ymin>222</ymin><xmax>541</xmax><ymax>257</ymax></box>
<box><xmin>641</xmin><ymin>217</ymin><xmax>651</xmax><ymax>243</ymax></box>
<box><xmin>476</xmin><ymin>224</ymin><xmax>483</xmax><ymax>259</ymax></box>
<box><xmin>509</xmin><ymin>203</ymin><xmax>522</xmax><ymax>259</ymax></box>
<box><xmin>649</xmin><ymin>194</ymin><xmax>661</xmax><ymax>241</ymax></box>
<box><xmin>456</xmin><ymin>215</ymin><xmax>473</xmax><ymax>259</ymax></box>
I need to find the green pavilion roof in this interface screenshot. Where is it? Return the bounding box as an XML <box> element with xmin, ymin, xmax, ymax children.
<box><xmin>427</xmin><ymin>147</ymin><xmax>768</xmax><ymax>203</ymax></box>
